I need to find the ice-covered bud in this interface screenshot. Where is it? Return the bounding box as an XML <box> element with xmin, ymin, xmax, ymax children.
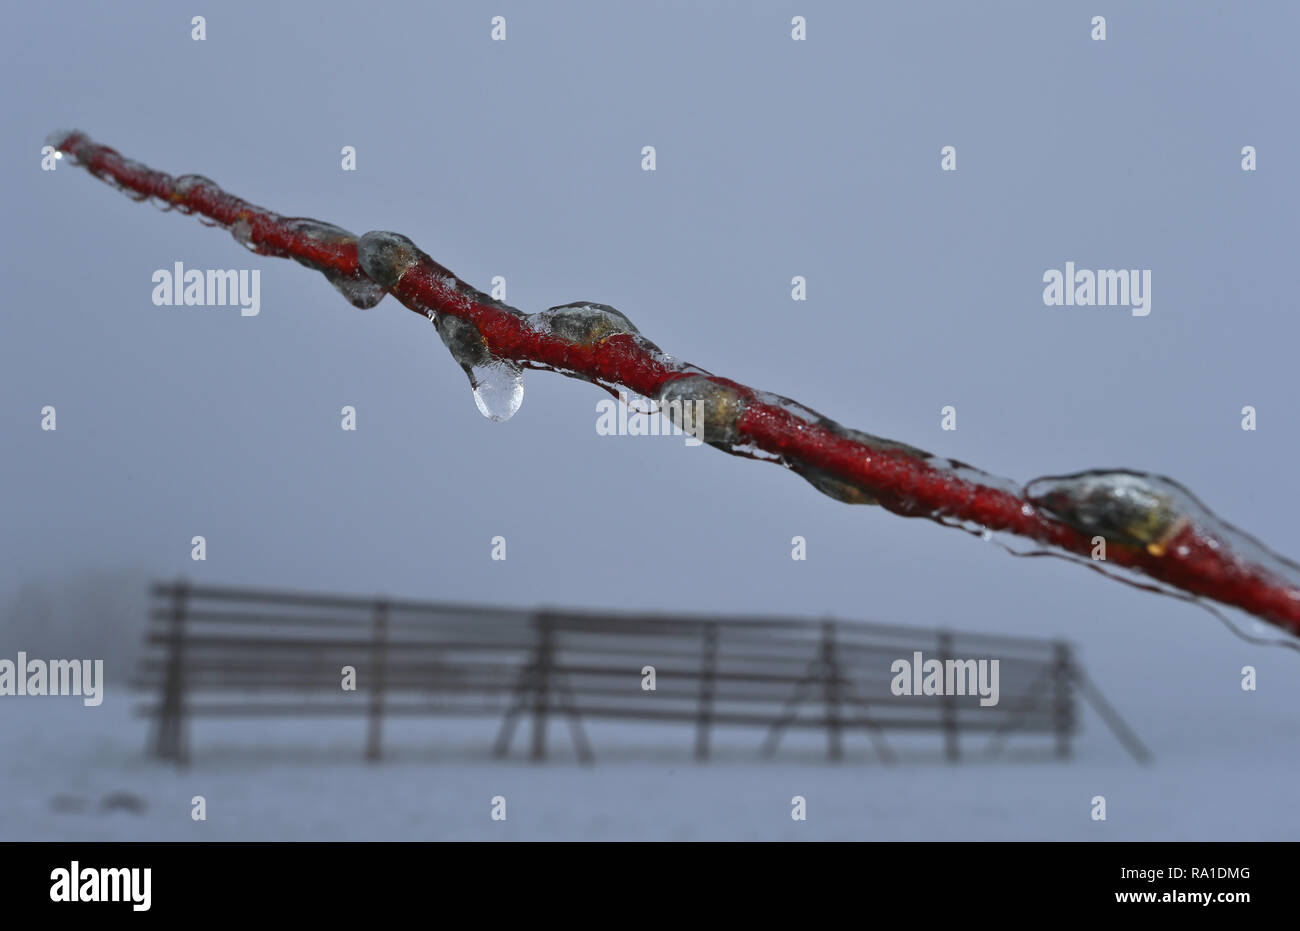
<box><xmin>435</xmin><ymin>314</ymin><xmax>490</xmax><ymax>369</ymax></box>
<box><xmin>658</xmin><ymin>375</ymin><xmax>748</xmax><ymax>447</ymax></box>
<box><xmin>286</xmin><ymin>219</ymin><xmax>387</xmax><ymax>309</ymax></box>
<box><xmin>795</xmin><ymin>467</ymin><xmax>879</xmax><ymax>506</ymax></box>
<box><xmin>172</xmin><ymin>174</ymin><xmax>218</xmax><ymax>210</ymax></box>
<box><xmin>284</xmin><ymin>215</ymin><xmax>384</xmax><ymax>306</ymax></box>
<box><xmin>534</xmin><ymin>302</ymin><xmax>641</xmax><ymax>345</ymax></box>
<box><xmin>1025</xmin><ymin>470</ymin><xmax>1188</xmax><ymax>553</ymax></box>
<box><xmin>286</xmin><ymin>218</ymin><xmax>354</xmax><ymax>244</ymax></box>
<box><xmin>357</xmin><ymin>230</ymin><xmax>423</xmax><ymax>288</ymax></box>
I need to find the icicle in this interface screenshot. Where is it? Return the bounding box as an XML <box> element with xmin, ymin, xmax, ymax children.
<box><xmin>435</xmin><ymin>314</ymin><xmax>525</xmax><ymax>422</ymax></box>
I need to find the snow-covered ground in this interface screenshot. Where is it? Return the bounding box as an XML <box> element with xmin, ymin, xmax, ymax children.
<box><xmin>3</xmin><ymin>692</ymin><xmax>1296</xmax><ymax>841</ymax></box>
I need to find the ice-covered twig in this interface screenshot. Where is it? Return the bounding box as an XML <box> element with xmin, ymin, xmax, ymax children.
<box><xmin>46</xmin><ymin>130</ymin><xmax>1300</xmax><ymax>639</ymax></box>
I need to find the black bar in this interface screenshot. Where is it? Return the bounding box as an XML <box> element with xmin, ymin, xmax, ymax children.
<box><xmin>3</xmin><ymin>841</ymin><xmax>1280</xmax><ymax>918</ymax></box>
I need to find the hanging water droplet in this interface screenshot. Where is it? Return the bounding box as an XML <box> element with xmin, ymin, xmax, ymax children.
<box><xmin>468</xmin><ymin>359</ymin><xmax>525</xmax><ymax>422</ymax></box>
<box><xmin>435</xmin><ymin>313</ymin><xmax>524</xmax><ymax>421</ymax></box>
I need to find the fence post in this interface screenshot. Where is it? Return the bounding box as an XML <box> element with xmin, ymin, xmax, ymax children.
<box><xmin>1053</xmin><ymin>641</ymin><xmax>1073</xmax><ymax>759</ymax></box>
<box><xmin>530</xmin><ymin>613</ymin><xmax>554</xmax><ymax>762</ymax></box>
<box><xmin>366</xmin><ymin>598</ymin><xmax>389</xmax><ymax>762</ymax></box>
<box><xmin>152</xmin><ymin>580</ymin><xmax>190</xmax><ymax>765</ymax></box>
<box><xmin>822</xmin><ymin>621</ymin><xmax>842</xmax><ymax>762</ymax></box>
<box><xmin>694</xmin><ymin>623</ymin><xmax>718</xmax><ymax>761</ymax></box>
<box><xmin>938</xmin><ymin>631</ymin><xmax>960</xmax><ymax>762</ymax></box>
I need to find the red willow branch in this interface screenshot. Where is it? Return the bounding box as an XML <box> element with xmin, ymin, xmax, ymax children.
<box><xmin>47</xmin><ymin>130</ymin><xmax>1300</xmax><ymax>638</ymax></box>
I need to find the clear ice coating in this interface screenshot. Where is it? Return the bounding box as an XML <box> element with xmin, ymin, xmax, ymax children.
<box><xmin>794</xmin><ymin>469</ymin><xmax>880</xmax><ymax>505</ymax></box>
<box><xmin>657</xmin><ymin>375</ymin><xmax>747</xmax><ymax>447</ymax></box>
<box><xmin>529</xmin><ymin>302</ymin><xmax>642</xmax><ymax>345</ymax></box>
<box><xmin>172</xmin><ymin>174</ymin><xmax>217</xmax><ymax>215</ymax></box>
<box><xmin>522</xmin><ymin>301</ymin><xmax>672</xmax><ymax>397</ymax></box>
<box><xmin>435</xmin><ymin>314</ymin><xmax>524</xmax><ymax>422</ymax></box>
<box><xmin>356</xmin><ymin>231</ymin><xmax>422</xmax><ymax>289</ymax></box>
<box><xmin>715</xmin><ymin>388</ymin><xmax>1023</xmax><ymax>512</ymax></box>
<box><xmin>357</xmin><ymin>230</ymin><xmax>533</xmax><ymax>420</ymax></box>
<box><xmin>1025</xmin><ymin>470</ymin><xmax>1189</xmax><ymax>551</ymax></box>
<box><xmin>1025</xmin><ymin>468</ymin><xmax>1300</xmax><ymax>602</ymax></box>
<box><xmin>230</xmin><ymin>216</ymin><xmax>258</xmax><ymax>252</ymax></box>
<box><xmin>319</xmin><ymin>271</ymin><xmax>386</xmax><ymax>309</ymax></box>
<box><xmin>284</xmin><ymin>219</ymin><xmax>386</xmax><ymax>309</ymax></box>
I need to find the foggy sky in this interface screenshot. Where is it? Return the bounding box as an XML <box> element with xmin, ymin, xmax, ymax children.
<box><xmin>4</xmin><ymin>1</ymin><xmax>1300</xmax><ymax>753</ymax></box>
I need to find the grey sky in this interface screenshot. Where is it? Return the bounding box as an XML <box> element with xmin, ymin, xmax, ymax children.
<box><xmin>4</xmin><ymin>0</ymin><xmax>1300</xmax><ymax>750</ymax></box>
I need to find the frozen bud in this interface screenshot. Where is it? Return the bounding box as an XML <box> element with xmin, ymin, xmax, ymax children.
<box><xmin>658</xmin><ymin>375</ymin><xmax>748</xmax><ymax>447</ymax></box>
<box><xmin>357</xmin><ymin>230</ymin><xmax>423</xmax><ymax>288</ymax></box>
<box><xmin>435</xmin><ymin>314</ymin><xmax>489</xmax><ymax>369</ymax></box>
<box><xmin>795</xmin><ymin>467</ymin><xmax>878</xmax><ymax>506</ymax></box>
<box><xmin>286</xmin><ymin>219</ymin><xmax>386</xmax><ymax>308</ymax></box>
<box><xmin>1025</xmin><ymin>470</ymin><xmax>1188</xmax><ymax>553</ymax></box>
<box><xmin>286</xmin><ymin>217</ymin><xmax>356</xmax><ymax>244</ymax></box>
<box><xmin>172</xmin><ymin>174</ymin><xmax>218</xmax><ymax>210</ymax></box>
<box><xmin>534</xmin><ymin>302</ymin><xmax>641</xmax><ymax>345</ymax></box>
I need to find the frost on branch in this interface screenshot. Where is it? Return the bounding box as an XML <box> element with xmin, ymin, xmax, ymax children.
<box><xmin>46</xmin><ymin>128</ymin><xmax>1300</xmax><ymax>638</ymax></box>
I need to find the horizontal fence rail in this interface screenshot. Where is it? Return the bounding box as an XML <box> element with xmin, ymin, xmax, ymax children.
<box><xmin>135</xmin><ymin>581</ymin><xmax>1149</xmax><ymax>765</ymax></box>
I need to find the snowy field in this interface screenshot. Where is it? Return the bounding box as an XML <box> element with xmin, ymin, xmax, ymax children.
<box><xmin>3</xmin><ymin>692</ymin><xmax>1297</xmax><ymax>842</ymax></box>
